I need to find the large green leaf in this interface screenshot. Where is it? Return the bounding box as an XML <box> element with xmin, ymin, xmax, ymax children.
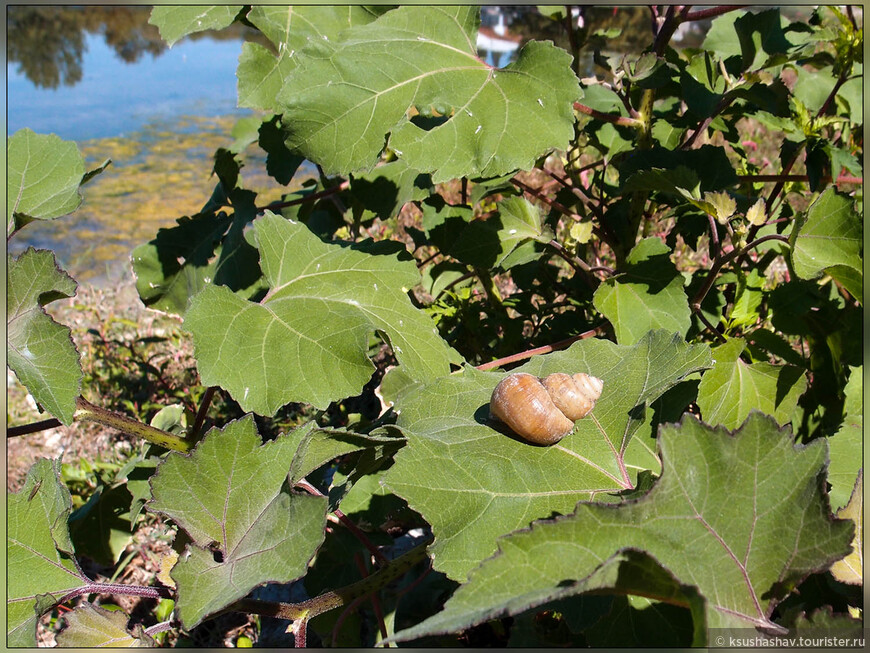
<box><xmin>389</xmin><ymin>413</ymin><xmax>854</xmax><ymax>644</ymax></box>
<box><xmin>148</xmin><ymin>6</ymin><xmax>242</xmax><ymax>46</ymax></box>
<box><xmin>238</xmin><ymin>6</ymin><xmax>384</xmax><ymax>111</ymax></box>
<box><xmin>827</xmin><ymin>365</ymin><xmax>862</xmax><ymax>512</ymax></box>
<box><xmin>147</xmin><ymin>417</ymin><xmax>328</xmax><ymax>628</ymax></box>
<box><xmin>7</xmin><ymin>249</ymin><xmax>81</xmax><ymax>424</ymax></box>
<box><xmin>790</xmin><ymin>188</ymin><xmax>862</xmax><ymax>281</ymax></box>
<box><xmin>592</xmin><ymin>238</ymin><xmax>691</xmax><ymax>345</ymax></box>
<box><xmin>277</xmin><ymin>6</ymin><xmax>580</xmax><ymax>182</ymax></box>
<box><xmin>383</xmin><ymin>330</ymin><xmax>711</xmax><ymax>581</ymax></box>
<box><xmin>184</xmin><ymin>211</ymin><xmax>458</xmax><ymax>414</ymax></box>
<box><xmin>7</xmin><ymin>128</ymin><xmax>86</xmax><ymax>235</ymax></box>
<box><xmin>696</xmin><ymin>338</ymin><xmax>807</xmax><ymax>429</ymax></box>
<box><xmin>7</xmin><ymin>459</ymin><xmax>90</xmax><ymax>646</ymax></box>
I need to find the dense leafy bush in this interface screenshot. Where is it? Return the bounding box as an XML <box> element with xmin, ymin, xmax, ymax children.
<box><xmin>7</xmin><ymin>5</ymin><xmax>863</xmax><ymax>647</ymax></box>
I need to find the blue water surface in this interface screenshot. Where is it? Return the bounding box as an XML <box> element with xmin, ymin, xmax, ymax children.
<box><xmin>7</xmin><ymin>31</ymin><xmax>249</xmax><ymax>141</ymax></box>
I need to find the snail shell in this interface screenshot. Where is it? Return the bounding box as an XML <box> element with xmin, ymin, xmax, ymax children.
<box><xmin>489</xmin><ymin>372</ymin><xmax>604</xmax><ymax>445</ymax></box>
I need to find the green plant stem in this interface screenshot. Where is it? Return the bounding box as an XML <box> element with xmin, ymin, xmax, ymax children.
<box><xmin>74</xmin><ymin>397</ymin><xmax>194</xmax><ymax>453</ymax></box>
<box><xmin>224</xmin><ymin>538</ymin><xmax>432</xmax><ymax>623</ymax></box>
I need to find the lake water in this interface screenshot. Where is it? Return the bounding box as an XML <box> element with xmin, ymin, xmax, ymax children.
<box><xmin>7</xmin><ymin>6</ymin><xmax>716</xmax><ymax>285</ymax></box>
<box><xmin>8</xmin><ymin>32</ymin><xmax>248</xmax><ymax>141</ymax></box>
<box><xmin>7</xmin><ymin>8</ymin><xmax>268</xmax><ymax>284</ymax></box>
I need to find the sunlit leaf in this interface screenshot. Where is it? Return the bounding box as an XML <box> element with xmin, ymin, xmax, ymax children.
<box><xmin>147</xmin><ymin>417</ymin><xmax>328</xmax><ymax>628</ymax></box>
<box><xmin>827</xmin><ymin>365</ymin><xmax>862</xmax><ymax>511</ymax></box>
<box><xmin>277</xmin><ymin>6</ymin><xmax>580</xmax><ymax>182</ymax></box>
<box><xmin>830</xmin><ymin>470</ymin><xmax>862</xmax><ymax>586</ymax></box>
<box><xmin>56</xmin><ymin>602</ymin><xmax>156</xmax><ymax>648</ymax></box>
<box><xmin>593</xmin><ymin>238</ymin><xmax>691</xmax><ymax>345</ymax></box>
<box><xmin>7</xmin><ymin>249</ymin><xmax>81</xmax><ymax>424</ymax></box>
<box><xmin>148</xmin><ymin>6</ymin><xmax>242</xmax><ymax>47</ymax></box>
<box><xmin>184</xmin><ymin>211</ymin><xmax>458</xmax><ymax>414</ymax></box>
<box><xmin>238</xmin><ymin>6</ymin><xmax>383</xmax><ymax>111</ymax></box>
<box><xmin>696</xmin><ymin>337</ymin><xmax>807</xmax><ymax>429</ymax></box>
<box><xmin>383</xmin><ymin>331</ymin><xmax>711</xmax><ymax>581</ymax></box>
<box><xmin>790</xmin><ymin>188</ymin><xmax>862</xmax><ymax>281</ymax></box>
<box><xmin>7</xmin><ymin>459</ymin><xmax>90</xmax><ymax>646</ymax></box>
<box><xmin>389</xmin><ymin>413</ymin><xmax>854</xmax><ymax>644</ymax></box>
<box><xmin>7</xmin><ymin>128</ymin><xmax>86</xmax><ymax>235</ymax></box>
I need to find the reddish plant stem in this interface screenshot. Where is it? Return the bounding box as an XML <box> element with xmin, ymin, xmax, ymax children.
<box><xmin>416</xmin><ymin>249</ymin><xmax>441</xmax><ymax>269</ymax></box>
<box><xmin>353</xmin><ymin>553</ymin><xmax>390</xmax><ymax>644</ymax></box>
<box><xmin>294</xmin><ymin>618</ymin><xmax>308</xmax><ymax>648</ymax></box>
<box><xmin>546</xmin><ymin>169</ymin><xmax>608</xmax><ymax>223</ymax></box>
<box><xmin>684</xmin><ymin>5</ymin><xmax>747</xmax><ymax>21</ymax></box>
<box><xmin>511</xmin><ymin>178</ymin><xmax>581</xmax><ymax>222</ymax></box>
<box><xmin>295</xmin><ymin>479</ymin><xmax>388</xmax><ymax>565</ymax></box>
<box><xmin>681</xmin><ymin>95</ymin><xmax>736</xmax><ymax>149</ymax></box>
<box><xmin>7</xmin><ymin>417</ymin><xmax>63</xmax><ymax>438</ymax></box>
<box><xmin>191</xmin><ymin>386</ymin><xmax>216</xmax><ymax>438</ymax></box>
<box><xmin>258</xmin><ymin>180</ymin><xmax>350</xmax><ymax>214</ymax></box>
<box><xmin>143</xmin><ymin>621</ymin><xmax>174</xmax><ymax>637</ymax></box>
<box><xmin>476</xmin><ymin>327</ymin><xmax>604</xmax><ymax>371</ymax></box>
<box><xmin>59</xmin><ymin>582</ymin><xmax>173</xmax><ymax>606</ymax></box>
<box><xmin>738</xmin><ymin>174</ymin><xmax>862</xmax><ymax>184</ymax></box>
<box><xmin>573</xmin><ymin>102</ymin><xmax>642</xmax><ymax>128</ymax></box>
<box><xmin>331</xmin><ymin>593</ymin><xmax>367</xmax><ymax>644</ymax></box>
<box><xmin>690</xmin><ymin>234</ymin><xmax>790</xmax><ymax>341</ymax></box>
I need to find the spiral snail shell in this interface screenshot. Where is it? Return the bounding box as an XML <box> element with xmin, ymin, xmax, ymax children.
<box><xmin>489</xmin><ymin>372</ymin><xmax>604</xmax><ymax>445</ymax></box>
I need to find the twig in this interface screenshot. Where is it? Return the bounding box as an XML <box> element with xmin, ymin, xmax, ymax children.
<box><xmin>59</xmin><ymin>582</ymin><xmax>173</xmax><ymax>606</ymax></box>
<box><xmin>295</xmin><ymin>479</ymin><xmax>388</xmax><ymax>565</ymax></box>
<box><xmin>690</xmin><ymin>234</ymin><xmax>790</xmax><ymax>340</ymax></box>
<box><xmin>738</xmin><ymin>174</ymin><xmax>862</xmax><ymax>184</ymax></box>
<box><xmin>573</xmin><ymin>102</ymin><xmax>643</xmax><ymax>128</ymax></box>
<box><xmin>511</xmin><ymin>178</ymin><xmax>582</xmax><ymax>222</ymax></box>
<box><xmin>7</xmin><ymin>417</ymin><xmax>63</xmax><ymax>438</ymax></box>
<box><xmin>143</xmin><ymin>621</ymin><xmax>175</xmax><ymax>637</ymax></box>
<box><xmin>191</xmin><ymin>386</ymin><xmax>216</xmax><ymax>438</ymax></box>
<box><xmin>257</xmin><ymin>180</ymin><xmax>350</xmax><ymax>214</ymax></box>
<box><xmin>684</xmin><ymin>5</ymin><xmax>747</xmax><ymax>21</ymax></box>
<box><xmin>225</xmin><ymin>538</ymin><xmax>431</xmax><ymax>623</ymax></box>
<box><xmin>476</xmin><ymin>327</ymin><xmax>605</xmax><ymax>371</ymax></box>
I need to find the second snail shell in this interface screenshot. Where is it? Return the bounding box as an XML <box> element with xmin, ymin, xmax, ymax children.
<box><xmin>489</xmin><ymin>372</ymin><xmax>604</xmax><ymax>445</ymax></box>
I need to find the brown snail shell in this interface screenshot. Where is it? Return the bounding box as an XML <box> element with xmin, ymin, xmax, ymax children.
<box><xmin>489</xmin><ymin>372</ymin><xmax>604</xmax><ymax>445</ymax></box>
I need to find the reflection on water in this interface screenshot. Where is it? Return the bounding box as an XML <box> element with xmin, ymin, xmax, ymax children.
<box><xmin>8</xmin><ymin>6</ymin><xmax>715</xmax><ymax>286</ymax></box>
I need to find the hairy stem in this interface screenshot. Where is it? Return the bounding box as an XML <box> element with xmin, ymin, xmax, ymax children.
<box><xmin>59</xmin><ymin>582</ymin><xmax>173</xmax><ymax>606</ymax></box>
<box><xmin>296</xmin><ymin>478</ymin><xmax>388</xmax><ymax>565</ymax></box>
<box><xmin>74</xmin><ymin>397</ymin><xmax>194</xmax><ymax>453</ymax></box>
